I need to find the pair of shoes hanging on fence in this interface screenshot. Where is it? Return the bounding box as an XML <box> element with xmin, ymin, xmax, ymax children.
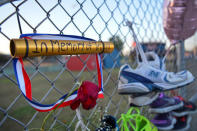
<box><xmin>118</xmin><ymin>20</ymin><xmax>194</xmax><ymax>96</ymax></box>
<box><xmin>118</xmin><ymin>51</ymin><xmax>194</xmax><ymax>95</ymax></box>
<box><xmin>150</xmin><ymin>93</ymin><xmax>196</xmax><ymax>130</ymax></box>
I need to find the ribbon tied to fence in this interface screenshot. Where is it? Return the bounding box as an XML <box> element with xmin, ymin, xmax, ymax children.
<box><xmin>13</xmin><ymin>34</ymin><xmax>106</xmax><ymax>112</ymax></box>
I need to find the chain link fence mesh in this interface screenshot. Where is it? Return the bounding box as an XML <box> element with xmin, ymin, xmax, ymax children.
<box><xmin>0</xmin><ymin>0</ymin><xmax>196</xmax><ymax>130</ymax></box>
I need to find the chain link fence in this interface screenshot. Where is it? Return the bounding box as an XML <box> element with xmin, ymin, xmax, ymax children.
<box><xmin>0</xmin><ymin>0</ymin><xmax>197</xmax><ymax>130</ymax></box>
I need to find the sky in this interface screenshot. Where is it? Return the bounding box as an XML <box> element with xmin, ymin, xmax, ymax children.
<box><xmin>0</xmin><ymin>0</ymin><xmax>196</xmax><ymax>55</ymax></box>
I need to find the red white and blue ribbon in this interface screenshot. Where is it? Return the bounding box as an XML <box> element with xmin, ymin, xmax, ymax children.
<box><xmin>96</xmin><ymin>54</ymin><xmax>104</xmax><ymax>98</ymax></box>
<box><xmin>13</xmin><ymin>34</ymin><xmax>104</xmax><ymax>112</ymax></box>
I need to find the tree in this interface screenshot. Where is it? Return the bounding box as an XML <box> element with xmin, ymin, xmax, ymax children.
<box><xmin>109</xmin><ymin>35</ymin><xmax>124</xmax><ymax>51</ymax></box>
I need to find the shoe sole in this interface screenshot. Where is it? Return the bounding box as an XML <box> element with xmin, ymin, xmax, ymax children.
<box><xmin>118</xmin><ymin>78</ymin><xmax>194</xmax><ymax>95</ymax></box>
<box><xmin>156</xmin><ymin>117</ymin><xmax>176</xmax><ymax>131</ymax></box>
<box><xmin>129</xmin><ymin>92</ymin><xmax>159</xmax><ymax>106</ymax></box>
<box><xmin>172</xmin><ymin>109</ymin><xmax>197</xmax><ymax>117</ymax></box>
<box><xmin>172</xmin><ymin>115</ymin><xmax>192</xmax><ymax>131</ymax></box>
<box><xmin>149</xmin><ymin>102</ymin><xmax>184</xmax><ymax>113</ymax></box>
<box><xmin>118</xmin><ymin>83</ymin><xmax>151</xmax><ymax>95</ymax></box>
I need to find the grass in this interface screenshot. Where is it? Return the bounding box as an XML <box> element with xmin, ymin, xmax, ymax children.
<box><xmin>10</xmin><ymin>106</ymin><xmax>36</xmax><ymax>120</ymax></box>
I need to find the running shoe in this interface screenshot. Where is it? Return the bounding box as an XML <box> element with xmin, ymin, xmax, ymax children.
<box><xmin>149</xmin><ymin>93</ymin><xmax>183</xmax><ymax>113</ymax></box>
<box><xmin>118</xmin><ymin>63</ymin><xmax>194</xmax><ymax>94</ymax></box>
<box><xmin>172</xmin><ymin>115</ymin><xmax>192</xmax><ymax>131</ymax></box>
<box><xmin>129</xmin><ymin>92</ymin><xmax>159</xmax><ymax>106</ymax></box>
<box><xmin>151</xmin><ymin>113</ymin><xmax>176</xmax><ymax>130</ymax></box>
<box><xmin>172</xmin><ymin>96</ymin><xmax>197</xmax><ymax>117</ymax></box>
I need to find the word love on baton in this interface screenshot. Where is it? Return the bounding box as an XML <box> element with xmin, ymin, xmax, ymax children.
<box><xmin>10</xmin><ymin>39</ymin><xmax>114</xmax><ymax>58</ymax></box>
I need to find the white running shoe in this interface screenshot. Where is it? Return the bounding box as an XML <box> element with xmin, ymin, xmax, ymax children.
<box><xmin>118</xmin><ymin>63</ymin><xmax>194</xmax><ymax>94</ymax></box>
<box><xmin>128</xmin><ymin>52</ymin><xmax>161</xmax><ymax>106</ymax></box>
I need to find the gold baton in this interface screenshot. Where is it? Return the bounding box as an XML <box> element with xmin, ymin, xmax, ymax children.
<box><xmin>10</xmin><ymin>39</ymin><xmax>114</xmax><ymax>58</ymax></box>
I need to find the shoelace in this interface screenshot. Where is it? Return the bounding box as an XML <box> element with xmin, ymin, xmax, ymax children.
<box><xmin>117</xmin><ymin>107</ymin><xmax>158</xmax><ymax>131</ymax></box>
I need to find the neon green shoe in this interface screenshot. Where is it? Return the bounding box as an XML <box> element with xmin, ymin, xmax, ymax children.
<box><xmin>117</xmin><ymin>107</ymin><xmax>157</xmax><ymax>131</ymax></box>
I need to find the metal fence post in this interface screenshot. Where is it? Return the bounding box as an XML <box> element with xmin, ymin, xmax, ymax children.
<box><xmin>176</xmin><ymin>40</ymin><xmax>186</xmax><ymax>97</ymax></box>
